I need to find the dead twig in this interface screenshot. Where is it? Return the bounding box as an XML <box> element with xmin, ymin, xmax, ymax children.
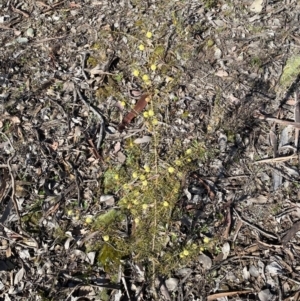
<box><xmin>253</xmin><ymin>154</ymin><xmax>298</xmax><ymax>164</ymax></box>
<box><xmin>81</xmin><ymin>52</ymin><xmax>89</xmax><ymax>81</ymax></box>
<box><xmin>11</xmin><ymin>5</ymin><xmax>30</xmax><ymax>18</ymax></box>
<box><xmin>75</xmin><ymin>87</ymin><xmax>105</xmax><ymax>150</ymax></box>
<box><xmin>256</xmin><ymin>110</ymin><xmax>300</xmax><ymax>128</ymax></box>
<box><xmin>0</xmin><ymin>24</ymin><xmax>13</xmax><ymax>30</ymax></box>
<box><xmin>233</xmin><ymin>208</ymin><xmax>278</xmax><ymax>240</ymax></box>
<box><xmin>121</xmin><ymin>273</ymin><xmax>131</xmax><ymax>301</ymax></box>
<box><xmin>87</xmin><ymin>138</ymin><xmax>102</xmax><ymax>161</ymax></box>
<box><xmin>207</xmin><ymin>290</ymin><xmax>252</xmax><ymax>301</ymax></box>
<box><xmin>295</xmin><ymin>91</ymin><xmax>300</xmax><ymax>148</ymax></box>
<box><xmin>232</xmin><ymin>219</ymin><xmax>243</xmax><ymax>242</ymax></box>
<box><xmin>32</xmin><ymin>35</ymin><xmax>66</xmax><ymax>45</ymax></box>
<box><xmin>41</xmin><ymin>0</ymin><xmax>65</xmax><ymax>14</ymax></box>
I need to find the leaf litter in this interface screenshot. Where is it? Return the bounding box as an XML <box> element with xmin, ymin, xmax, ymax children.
<box><xmin>1</xmin><ymin>0</ymin><xmax>300</xmax><ymax>300</ymax></box>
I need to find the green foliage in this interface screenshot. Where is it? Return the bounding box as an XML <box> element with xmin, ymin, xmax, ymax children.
<box><xmin>204</xmin><ymin>0</ymin><xmax>218</xmax><ymax>9</ymax></box>
<box><xmin>83</xmin><ymin>4</ymin><xmax>219</xmax><ymax>279</ymax></box>
<box><xmin>92</xmin><ymin>209</ymin><xmax>124</xmax><ymax>231</ymax></box>
<box><xmin>87</xmin><ymin>56</ymin><xmax>98</xmax><ymax>68</ymax></box>
<box><xmin>279</xmin><ymin>55</ymin><xmax>300</xmax><ymax>90</ymax></box>
<box><xmin>250</xmin><ymin>56</ymin><xmax>262</xmax><ymax>67</ymax></box>
<box><xmin>89</xmin><ymin>136</ymin><xmax>212</xmax><ymax>276</ymax></box>
<box><xmin>98</xmin><ymin>243</ymin><xmax>123</xmax><ymax>273</ymax></box>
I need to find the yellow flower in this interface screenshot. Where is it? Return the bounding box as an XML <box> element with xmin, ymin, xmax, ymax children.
<box><xmin>85</xmin><ymin>216</ymin><xmax>93</xmax><ymax>224</ymax></box>
<box><xmin>186</xmin><ymin>149</ymin><xmax>192</xmax><ymax>155</ymax></box>
<box><xmin>133</xmin><ymin>199</ymin><xmax>139</xmax><ymax>205</ymax></box>
<box><xmin>135</xmin><ymin>217</ymin><xmax>140</xmax><ymax>224</ymax></box>
<box><xmin>175</xmin><ymin>159</ymin><xmax>182</xmax><ymax>166</ymax></box>
<box><xmin>183</xmin><ymin>249</ymin><xmax>189</xmax><ymax>256</ymax></box>
<box><xmin>168</xmin><ymin>167</ymin><xmax>175</xmax><ymax>173</ymax></box>
<box><xmin>192</xmin><ymin>244</ymin><xmax>197</xmax><ymax>249</ymax></box>
<box><xmin>121</xmin><ymin>101</ymin><xmax>126</xmax><ymax>107</ymax></box>
<box><xmin>67</xmin><ymin>210</ymin><xmax>73</xmax><ymax>216</ymax></box>
<box><xmin>142</xmin><ymin>204</ymin><xmax>148</xmax><ymax>209</ymax></box>
<box><xmin>144</xmin><ymin>165</ymin><xmax>150</xmax><ymax>172</ymax></box>
<box><xmin>150</xmin><ymin>64</ymin><xmax>157</xmax><ymax>71</ymax></box>
<box><xmin>152</xmin><ymin>119</ymin><xmax>158</xmax><ymax>125</ymax></box>
<box><xmin>177</xmin><ymin>172</ymin><xmax>183</xmax><ymax>179</ymax></box>
<box><xmin>142</xmin><ymin>180</ymin><xmax>148</xmax><ymax>186</ymax></box>
<box><xmin>146</xmin><ymin>31</ymin><xmax>152</xmax><ymax>38</ymax></box>
<box><xmin>143</xmin><ymin>111</ymin><xmax>149</xmax><ymax>118</ymax></box>
<box><xmin>163</xmin><ymin>201</ymin><xmax>169</xmax><ymax>207</ymax></box>
<box><xmin>145</xmin><ymin>80</ymin><xmax>152</xmax><ymax>86</ymax></box>
<box><xmin>132</xmin><ymin>172</ymin><xmax>138</xmax><ymax>179</ymax></box>
<box><xmin>179</xmin><ymin>252</ymin><xmax>185</xmax><ymax>258</ymax></box>
<box><xmin>148</xmin><ymin>109</ymin><xmax>154</xmax><ymax>117</ymax></box>
<box><xmin>200</xmin><ymin>246</ymin><xmax>205</xmax><ymax>252</ymax></box>
<box><xmin>203</xmin><ymin>237</ymin><xmax>210</xmax><ymax>244</ymax></box>
<box><xmin>139</xmin><ymin>44</ymin><xmax>145</xmax><ymax>51</ymax></box>
<box><xmin>133</xmin><ymin>69</ymin><xmax>140</xmax><ymax>77</ymax></box>
<box><xmin>187</xmin><ymin>158</ymin><xmax>191</xmax><ymax>162</ymax></box>
<box><xmin>114</xmin><ymin>174</ymin><xmax>119</xmax><ymax>180</ymax></box>
<box><xmin>102</xmin><ymin>235</ymin><xmax>109</xmax><ymax>242</ymax></box>
<box><xmin>139</xmin><ymin>174</ymin><xmax>146</xmax><ymax>181</ymax></box>
<box><xmin>134</xmin><ymin>191</ymin><xmax>140</xmax><ymax>197</ymax></box>
<box><xmin>166</xmin><ymin>76</ymin><xmax>173</xmax><ymax>83</ymax></box>
<box><xmin>142</xmin><ymin>74</ymin><xmax>149</xmax><ymax>81</ymax></box>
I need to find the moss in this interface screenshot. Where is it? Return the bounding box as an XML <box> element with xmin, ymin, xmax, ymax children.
<box><xmin>87</xmin><ymin>56</ymin><xmax>98</xmax><ymax>68</ymax></box>
<box><xmin>279</xmin><ymin>55</ymin><xmax>300</xmax><ymax>90</ymax></box>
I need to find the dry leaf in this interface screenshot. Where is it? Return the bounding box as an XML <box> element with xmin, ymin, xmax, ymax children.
<box><xmin>245</xmin><ymin>195</ymin><xmax>268</xmax><ymax>205</ymax></box>
<box><xmin>14</xmin><ymin>267</ymin><xmax>25</xmax><ymax>285</ymax></box>
<box><xmin>10</xmin><ymin>116</ymin><xmax>20</xmax><ymax>124</ymax></box>
<box><xmin>134</xmin><ymin>136</ymin><xmax>152</xmax><ymax>144</ymax></box>
<box><xmin>117</xmin><ymin>151</ymin><xmax>126</xmax><ymax>163</ymax></box>
<box><xmin>249</xmin><ymin>0</ymin><xmax>263</xmax><ymax>13</ymax></box>
<box><xmin>221</xmin><ymin>242</ymin><xmax>230</xmax><ymax>260</ymax></box>
<box><xmin>118</xmin><ymin>94</ymin><xmax>150</xmax><ymax>131</ymax></box>
<box><xmin>190</xmin><ymin>173</ymin><xmax>215</xmax><ymax>201</ymax></box>
<box><xmin>215</xmin><ymin>70</ymin><xmax>228</xmax><ymax>77</ymax></box>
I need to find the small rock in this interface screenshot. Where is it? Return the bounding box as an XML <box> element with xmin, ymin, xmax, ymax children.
<box><xmin>258</xmin><ymin>289</ymin><xmax>273</xmax><ymax>301</ymax></box>
<box><xmin>165</xmin><ymin>278</ymin><xmax>179</xmax><ymax>292</ymax></box>
<box><xmin>16</xmin><ymin>37</ymin><xmax>28</xmax><ymax>44</ymax></box>
<box><xmin>198</xmin><ymin>254</ymin><xmax>212</xmax><ymax>270</ymax></box>
<box><xmin>176</xmin><ymin>268</ymin><xmax>192</xmax><ymax>277</ymax></box>
<box><xmin>26</xmin><ymin>28</ymin><xmax>34</xmax><ymax>37</ymax></box>
<box><xmin>100</xmin><ymin>195</ymin><xmax>115</xmax><ymax>206</ymax></box>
